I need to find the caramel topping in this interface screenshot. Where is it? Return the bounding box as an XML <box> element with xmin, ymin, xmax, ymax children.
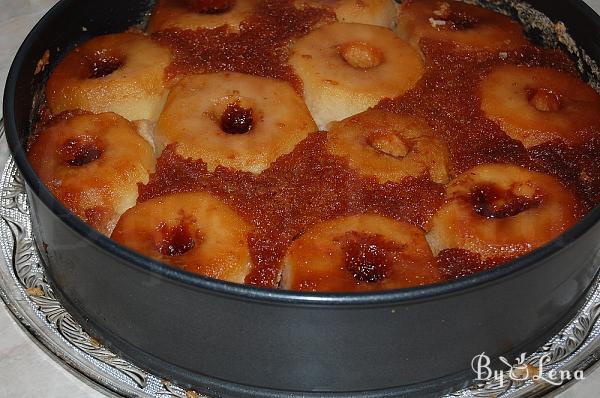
<box><xmin>157</xmin><ymin>220</ymin><xmax>199</xmax><ymax>256</ymax></box>
<box><xmin>87</xmin><ymin>53</ymin><xmax>123</xmax><ymax>79</ymax></box>
<box><xmin>153</xmin><ymin>0</ymin><xmax>335</xmax><ymax>93</ymax></box>
<box><xmin>336</xmin><ymin>232</ymin><xmax>405</xmax><ymax>283</ymax></box>
<box><xmin>84</xmin><ymin>207</ymin><xmax>110</xmax><ymax>231</ymax></box>
<box><xmin>59</xmin><ymin>136</ymin><xmax>103</xmax><ymax>166</ymax></box>
<box><xmin>186</xmin><ymin>0</ymin><xmax>234</xmax><ymax>14</ymax></box>
<box><xmin>430</xmin><ymin>3</ymin><xmax>479</xmax><ymax>31</ymax></box>
<box><xmin>445</xmin><ymin>11</ymin><xmax>479</xmax><ymax>30</ymax></box>
<box><xmin>470</xmin><ymin>184</ymin><xmax>542</xmax><ymax>219</ymax></box>
<box><xmin>436</xmin><ymin>249</ymin><xmax>503</xmax><ymax>280</ymax></box>
<box><xmin>32</xmin><ymin>1</ymin><xmax>600</xmax><ymax>288</ymax></box>
<box><xmin>221</xmin><ymin>102</ymin><xmax>254</xmax><ymax>134</ymax></box>
<box><xmin>139</xmin><ymin>134</ymin><xmax>444</xmax><ymax>287</ymax></box>
<box><xmin>376</xmin><ymin>41</ymin><xmax>591</xmax><ymax>199</ymax></box>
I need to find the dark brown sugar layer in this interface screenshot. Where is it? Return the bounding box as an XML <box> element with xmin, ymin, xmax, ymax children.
<box><xmin>153</xmin><ymin>0</ymin><xmax>335</xmax><ymax>92</ymax></box>
<box><xmin>139</xmin><ymin>36</ymin><xmax>599</xmax><ymax>287</ymax></box>
<box><xmin>436</xmin><ymin>248</ymin><xmax>502</xmax><ymax>280</ymax></box>
<box><xmin>338</xmin><ymin>232</ymin><xmax>406</xmax><ymax>284</ymax></box>
<box><xmin>139</xmin><ymin>135</ymin><xmax>445</xmax><ymax>287</ymax></box>
<box><xmin>30</xmin><ymin>0</ymin><xmax>600</xmax><ymax>289</ymax></box>
<box><xmin>377</xmin><ymin>40</ymin><xmax>598</xmax><ymax>212</ymax></box>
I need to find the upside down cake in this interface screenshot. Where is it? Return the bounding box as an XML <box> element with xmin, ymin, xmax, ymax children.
<box><xmin>28</xmin><ymin>0</ymin><xmax>600</xmax><ymax>292</ymax></box>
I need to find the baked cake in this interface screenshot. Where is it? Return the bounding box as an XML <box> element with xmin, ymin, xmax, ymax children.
<box><xmin>28</xmin><ymin>0</ymin><xmax>600</xmax><ymax>292</ymax></box>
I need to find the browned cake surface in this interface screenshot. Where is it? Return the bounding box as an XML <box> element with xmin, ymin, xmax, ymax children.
<box><xmin>138</xmin><ymin>135</ymin><xmax>444</xmax><ymax>287</ymax></box>
<box><xmin>153</xmin><ymin>0</ymin><xmax>335</xmax><ymax>92</ymax></box>
<box><xmin>31</xmin><ymin>0</ymin><xmax>600</xmax><ymax>290</ymax></box>
<box><xmin>377</xmin><ymin>40</ymin><xmax>600</xmax><ymax>209</ymax></box>
<box><xmin>140</xmin><ymin>30</ymin><xmax>600</xmax><ymax>289</ymax></box>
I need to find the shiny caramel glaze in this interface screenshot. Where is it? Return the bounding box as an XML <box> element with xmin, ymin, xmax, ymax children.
<box><xmin>111</xmin><ymin>192</ymin><xmax>254</xmax><ymax>283</ymax></box>
<box><xmin>138</xmin><ymin>135</ymin><xmax>445</xmax><ymax>288</ymax></box>
<box><xmin>281</xmin><ymin>214</ymin><xmax>442</xmax><ymax>292</ymax></box>
<box><xmin>46</xmin><ymin>32</ymin><xmax>172</xmax><ymax>122</ymax></box>
<box><xmin>141</xmin><ymin>14</ymin><xmax>600</xmax><ymax>287</ymax></box>
<box><xmin>27</xmin><ymin>112</ymin><xmax>155</xmax><ymax>235</ymax></box>
<box><xmin>479</xmin><ymin>65</ymin><xmax>600</xmax><ymax>148</ymax></box>
<box><xmin>375</xmin><ymin>39</ymin><xmax>596</xmax><ymax>267</ymax></box>
<box><xmin>375</xmin><ymin>40</ymin><xmax>600</xmax><ymax>207</ymax></box>
<box><xmin>148</xmin><ymin>0</ymin><xmax>259</xmax><ymax>32</ymax></box>
<box><xmin>32</xmin><ymin>1</ymin><xmax>600</xmax><ymax>289</ymax></box>
<box><xmin>435</xmin><ymin>248</ymin><xmax>503</xmax><ymax>280</ymax></box>
<box><xmin>155</xmin><ymin>72</ymin><xmax>317</xmax><ymax>173</ymax></box>
<box><xmin>427</xmin><ymin>164</ymin><xmax>581</xmax><ymax>259</ymax></box>
<box><xmin>396</xmin><ymin>0</ymin><xmax>528</xmax><ymax>51</ymax></box>
<box><xmin>327</xmin><ymin>109</ymin><xmax>450</xmax><ymax>184</ymax></box>
<box><xmin>152</xmin><ymin>0</ymin><xmax>335</xmax><ymax>93</ymax></box>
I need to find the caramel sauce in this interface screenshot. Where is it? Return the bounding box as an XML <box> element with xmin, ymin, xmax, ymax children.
<box><xmin>336</xmin><ymin>232</ymin><xmax>405</xmax><ymax>283</ymax></box>
<box><xmin>88</xmin><ymin>54</ymin><xmax>123</xmax><ymax>79</ymax></box>
<box><xmin>59</xmin><ymin>136</ymin><xmax>103</xmax><ymax>166</ymax></box>
<box><xmin>377</xmin><ymin>40</ymin><xmax>598</xmax><ymax>211</ymax></box>
<box><xmin>445</xmin><ymin>11</ymin><xmax>479</xmax><ymax>30</ymax></box>
<box><xmin>152</xmin><ymin>0</ymin><xmax>335</xmax><ymax>92</ymax></box>
<box><xmin>139</xmin><ymin>134</ymin><xmax>444</xmax><ymax>287</ymax></box>
<box><xmin>83</xmin><ymin>206</ymin><xmax>110</xmax><ymax>231</ymax></box>
<box><xmin>138</xmin><ymin>32</ymin><xmax>600</xmax><ymax>288</ymax></box>
<box><xmin>221</xmin><ymin>102</ymin><xmax>254</xmax><ymax>134</ymax></box>
<box><xmin>34</xmin><ymin>2</ymin><xmax>600</xmax><ymax>287</ymax></box>
<box><xmin>436</xmin><ymin>249</ymin><xmax>504</xmax><ymax>280</ymax></box>
<box><xmin>185</xmin><ymin>0</ymin><xmax>234</xmax><ymax>14</ymax></box>
<box><xmin>157</xmin><ymin>220</ymin><xmax>198</xmax><ymax>256</ymax></box>
<box><xmin>470</xmin><ymin>184</ymin><xmax>542</xmax><ymax>219</ymax></box>
<box><xmin>527</xmin><ymin>138</ymin><xmax>600</xmax><ymax>214</ymax></box>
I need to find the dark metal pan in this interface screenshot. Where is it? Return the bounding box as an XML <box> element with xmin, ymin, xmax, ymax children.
<box><xmin>4</xmin><ymin>0</ymin><xmax>600</xmax><ymax>396</ymax></box>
